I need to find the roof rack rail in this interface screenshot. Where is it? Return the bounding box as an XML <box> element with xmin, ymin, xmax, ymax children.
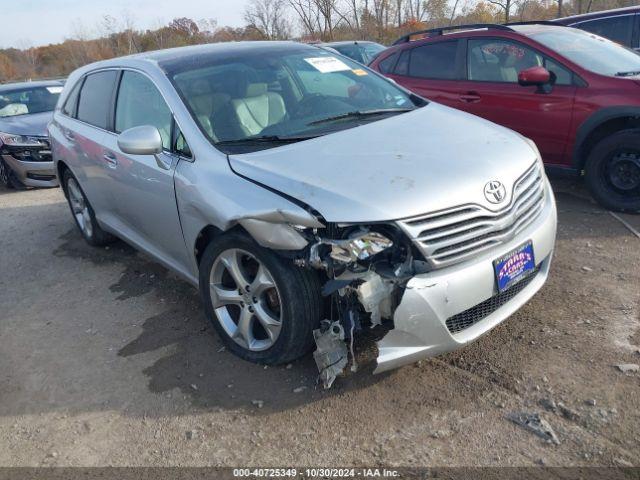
<box><xmin>505</xmin><ymin>20</ymin><xmax>564</xmax><ymax>26</ymax></box>
<box><xmin>392</xmin><ymin>23</ymin><xmax>514</xmax><ymax>45</ymax></box>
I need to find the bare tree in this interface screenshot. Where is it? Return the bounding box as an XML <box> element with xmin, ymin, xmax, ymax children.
<box><xmin>371</xmin><ymin>0</ymin><xmax>390</xmax><ymax>39</ymax></box>
<box><xmin>244</xmin><ymin>0</ymin><xmax>292</xmax><ymax>40</ymax></box>
<box><xmin>449</xmin><ymin>0</ymin><xmax>460</xmax><ymax>25</ymax></box>
<box><xmin>121</xmin><ymin>10</ymin><xmax>139</xmax><ymax>54</ymax></box>
<box><xmin>395</xmin><ymin>0</ymin><xmax>404</xmax><ymax>26</ymax></box>
<box><xmin>406</xmin><ymin>0</ymin><xmax>427</xmax><ymax>21</ymax></box>
<box><xmin>315</xmin><ymin>0</ymin><xmax>339</xmax><ymax>39</ymax></box>
<box><xmin>197</xmin><ymin>18</ymin><xmax>219</xmax><ymax>37</ymax></box>
<box><xmin>344</xmin><ymin>0</ymin><xmax>362</xmax><ymax>31</ymax></box>
<box><xmin>423</xmin><ymin>0</ymin><xmax>448</xmax><ymax>24</ymax></box>
<box><xmin>486</xmin><ymin>0</ymin><xmax>519</xmax><ymax>23</ymax></box>
<box><xmin>17</xmin><ymin>40</ymin><xmax>38</xmax><ymax>78</ymax></box>
<box><xmin>288</xmin><ymin>0</ymin><xmax>322</xmax><ymax>37</ymax></box>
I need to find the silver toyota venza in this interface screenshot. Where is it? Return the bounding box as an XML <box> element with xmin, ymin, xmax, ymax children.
<box><xmin>49</xmin><ymin>42</ymin><xmax>557</xmax><ymax>387</ymax></box>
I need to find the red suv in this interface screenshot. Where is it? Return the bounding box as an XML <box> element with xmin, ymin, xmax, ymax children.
<box><xmin>370</xmin><ymin>23</ymin><xmax>640</xmax><ymax>212</ymax></box>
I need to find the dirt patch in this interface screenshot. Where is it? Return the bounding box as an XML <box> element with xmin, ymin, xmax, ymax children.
<box><xmin>0</xmin><ymin>181</ymin><xmax>639</xmax><ymax>467</ymax></box>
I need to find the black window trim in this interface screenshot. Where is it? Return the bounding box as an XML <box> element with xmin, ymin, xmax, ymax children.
<box><xmin>395</xmin><ymin>39</ymin><xmax>464</xmax><ymax>81</ymax></box>
<box><xmin>377</xmin><ymin>50</ymin><xmax>401</xmax><ymax>74</ymax></box>
<box><xmin>462</xmin><ymin>36</ymin><xmax>584</xmax><ymax>87</ymax></box>
<box><xmin>62</xmin><ymin>66</ymin><xmax>195</xmax><ymax>162</ymax></box>
<box><xmin>172</xmin><ymin>119</ymin><xmax>193</xmax><ymax>159</ymax></box>
<box><xmin>71</xmin><ymin>68</ymin><xmax>119</xmax><ymax>132</ymax></box>
<box><xmin>112</xmin><ymin>67</ymin><xmax>194</xmax><ymax>161</ymax></box>
<box><xmin>61</xmin><ymin>77</ymin><xmax>85</xmax><ymax>118</ymax></box>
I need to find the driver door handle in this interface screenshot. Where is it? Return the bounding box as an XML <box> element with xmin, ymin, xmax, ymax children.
<box><xmin>103</xmin><ymin>152</ymin><xmax>118</xmax><ymax>168</ymax></box>
<box><xmin>459</xmin><ymin>91</ymin><xmax>481</xmax><ymax>103</ymax></box>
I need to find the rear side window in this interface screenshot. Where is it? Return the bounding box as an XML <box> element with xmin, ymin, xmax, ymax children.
<box><xmin>378</xmin><ymin>51</ymin><xmax>400</xmax><ymax>74</ymax></box>
<box><xmin>334</xmin><ymin>45</ymin><xmax>365</xmax><ymax>63</ymax></box>
<box><xmin>62</xmin><ymin>80</ymin><xmax>82</xmax><ymax>117</ymax></box>
<box><xmin>77</xmin><ymin>71</ymin><xmax>118</xmax><ymax>129</ymax></box>
<box><xmin>394</xmin><ymin>50</ymin><xmax>411</xmax><ymax>75</ymax></box>
<box><xmin>408</xmin><ymin>42</ymin><xmax>458</xmax><ymax>80</ymax></box>
<box><xmin>115</xmin><ymin>71</ymin><xmax>172</xmax><ymax>150</ymax></box>
<box><xmin>574</xmin><ymin>15</ymin><xmax>634</xmax><ymax>47</ymax></box>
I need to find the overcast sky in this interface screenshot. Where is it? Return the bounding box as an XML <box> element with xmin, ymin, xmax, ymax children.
<box><xmin>0</xmin><ymin>0</ymin><xmax>250</xmax><ymax>49</ymax></box>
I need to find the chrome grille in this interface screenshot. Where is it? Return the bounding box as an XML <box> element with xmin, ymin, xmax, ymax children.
<box><xmin>398</xmin><ymin>162</ymin><xmax>545</xmax><ymax>268</ymax></box>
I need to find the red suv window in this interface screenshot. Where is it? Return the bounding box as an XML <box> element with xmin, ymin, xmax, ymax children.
<box><xmin>467</xmin><ymin>38</ymin><xmax>573</xmax><ymax>85</ymax></box>
<box><xmin>407</xmin><ymin>41</ymin><xmax>460</xmax><ymax>80</ymax></box>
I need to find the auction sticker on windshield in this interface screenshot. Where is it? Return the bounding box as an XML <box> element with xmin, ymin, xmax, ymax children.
<box><xmin>305</xmin><ymin>56</ymin><xmax>351</xmax><ymax>73</ymax></box>
<box><xmin>493</xmin><ymin>241</ymin><xmax>535</xmax><ymax>292</ymax></box>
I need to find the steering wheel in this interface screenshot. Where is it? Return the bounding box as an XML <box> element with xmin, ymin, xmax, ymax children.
<box><xmin>292</xmin><ymin>94</ymin><xmax>328</xmax><ymax>118</ymax></box>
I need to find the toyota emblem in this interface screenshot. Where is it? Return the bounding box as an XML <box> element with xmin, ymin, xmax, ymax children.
<box><xmin>484</xmin><ymin>180</ymin><xmax>507</xmax><ymax>204</ymax></box>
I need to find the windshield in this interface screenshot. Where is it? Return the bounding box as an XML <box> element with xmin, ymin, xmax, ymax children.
<box><xmin>334</xmin><ymin>43</ymin><xmax>387</xmax><ymax>64</ymax></box>
<box><xmin>0</xmin><ymin>85</ymin><xmax>62</xmax><ymax>117</ymax></box>
<box><xmin>170</xmin><ymin>48</ymin><xmax>421</xmax><ymax>153</ymax></box>
<box><xmin>530</xmin><ymin>27</ymin><xmax>640</xmax><ymax>77</ymax></box>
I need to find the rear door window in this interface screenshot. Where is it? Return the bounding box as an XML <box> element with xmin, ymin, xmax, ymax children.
<box><xmin>76</xmin><ymin>71</ymin><xmax>118</xmax><ymax>129</ymax></box>
<box><xmin>574</xmin><ymin>15</ymin><xmax>634</xmax><ymax>47</ymax></box>
<box><xmin>407</xmin><ymin>41</ymin><xmax>459</xmax><ymax>80</ymax></box>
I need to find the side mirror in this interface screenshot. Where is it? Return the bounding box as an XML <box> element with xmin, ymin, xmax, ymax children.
<box><xmin>518</xmin><ymin>66</ymin><xmax>553</xmax><ymax>93</ymax></box>
<box><xmin>117</xmin><ymin>125</ymin><xmax>163</xmax><ymax>155</ymax></box>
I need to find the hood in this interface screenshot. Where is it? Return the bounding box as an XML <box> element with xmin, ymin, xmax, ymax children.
<box><xmin>0</xmin><ymin>111</ymin><xmax>52</xmax><ymax>137</ymax></box>
<box><xmin>229</xmin><ymin>103</ymin><xmax>539</xmax><ymax>223</ymax></box>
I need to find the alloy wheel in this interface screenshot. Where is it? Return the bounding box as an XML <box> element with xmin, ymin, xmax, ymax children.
<box><xmin>67</xmin><ymin>177</ymin><xmax>93</xmax><ymax>239</ymax></box>
<box><xmin>209</xmin><ymin>248</ymin><xmax>282</xmax><ymax>351</ymax></box>
<box><xmin>606</xmin><ymin>151</ymin><xmax>640</xmax><ymax>195</ymax></box>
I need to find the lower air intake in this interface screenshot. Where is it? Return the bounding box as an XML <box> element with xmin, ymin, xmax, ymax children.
<box><xmin>445</xmin><ymin>268</ymin><xmax>540</xmax><ymax>334</ymax></box>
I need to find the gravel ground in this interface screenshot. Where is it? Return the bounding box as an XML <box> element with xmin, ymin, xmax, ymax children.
<box><xmin>0</xmin><ymin>178</ymin><xmax>638</xmax><ymax>467</ymax></box>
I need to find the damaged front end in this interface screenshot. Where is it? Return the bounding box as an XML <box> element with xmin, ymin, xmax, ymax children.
<box><xmin>291</xmin><ymin>223</ymin><xmax>429</xmax><ymax>388</ymax></box>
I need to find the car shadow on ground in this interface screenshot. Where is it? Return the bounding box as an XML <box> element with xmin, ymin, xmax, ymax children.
<box><xmin>52</xmin><ymin>226</ymin><xmax>393</xmax><ymax>415</ymax></box>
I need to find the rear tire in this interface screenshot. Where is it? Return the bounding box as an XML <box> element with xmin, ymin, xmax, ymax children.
<box><xmin>585</xmin><ymin>129</ymin><xmax>640</xmax><ymax>213</ymax></box>
<box><xmin>199</xmin><ymin>231</ymin><xmax>323</xmax><ymax>365</ymax></box>
<box><xmin>63</xmin><ymin>170</ymin><xmax>115</xmax><ymax>246</ymax></box>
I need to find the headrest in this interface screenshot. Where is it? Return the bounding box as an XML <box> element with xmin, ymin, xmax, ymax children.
<box><xmin>188</xmin><ymin>79</ymin><xmax>211</xmax><ymax>96</ymax></box>
<box><xmin>245</xmin><ymin>83</ymin><xmax>268</xmax><ymax>97</ymax></box>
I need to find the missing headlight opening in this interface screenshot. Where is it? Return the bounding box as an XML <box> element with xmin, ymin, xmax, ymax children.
<box><xmin>292</xmin><ymin>224</ymin><xmax>429</xmax><ymax>388</ymax></box>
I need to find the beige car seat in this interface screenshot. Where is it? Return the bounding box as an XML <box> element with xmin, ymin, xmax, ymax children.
<box><xmin>185</xmin><ymin>79</ymin><xmax>231</xmax><ymax>140</ymax></box>
<box><xmin>231</xmin><ymin>83</ymin><xmax>286</xmax><ymax>138</ymax></box>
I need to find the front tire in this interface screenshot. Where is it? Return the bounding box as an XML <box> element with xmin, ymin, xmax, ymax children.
<box><xmin>63</xmin><ymin>170</ymin><xmax>115</xmax><ymax>246</ymax></box>
<box><xmin>199</xmin><ymin>232</ymin><xmax>323</xmax><ymax>365</ymax></box>
<box><xmin>585</xmin><ymin>129</ymin><xmax>640</xmax><ymax>213</ymax></box>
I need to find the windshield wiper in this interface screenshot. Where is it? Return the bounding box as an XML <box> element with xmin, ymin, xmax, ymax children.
<box><xmin>615</xmin><ymin>70</ymin><xmax>640</xmax><ymax>77</ymax></box>
<box><xmin>307</xmin><ymin>108</ymin><xmax>414</xmax><ymax>126</ymax></box>
<box><xmin>216</xmin><ymin>134</ymin><xmax>319</xmax><ymax>146</ymax></box>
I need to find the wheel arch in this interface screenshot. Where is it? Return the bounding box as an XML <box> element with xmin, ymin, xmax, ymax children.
<box><xmin>193</xmin><ymin>224</ymin><xmax>249</xmax><ymax>267</ymax></box>
<box><xmin>574</xmin><ymin>107</ymin><xmax>640</xmax><ymax>171</ymax></box>
<box><xmin>56</xmin><ymin>160</ymin><xmax>71</xmax><ymax>197</ymax></box>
